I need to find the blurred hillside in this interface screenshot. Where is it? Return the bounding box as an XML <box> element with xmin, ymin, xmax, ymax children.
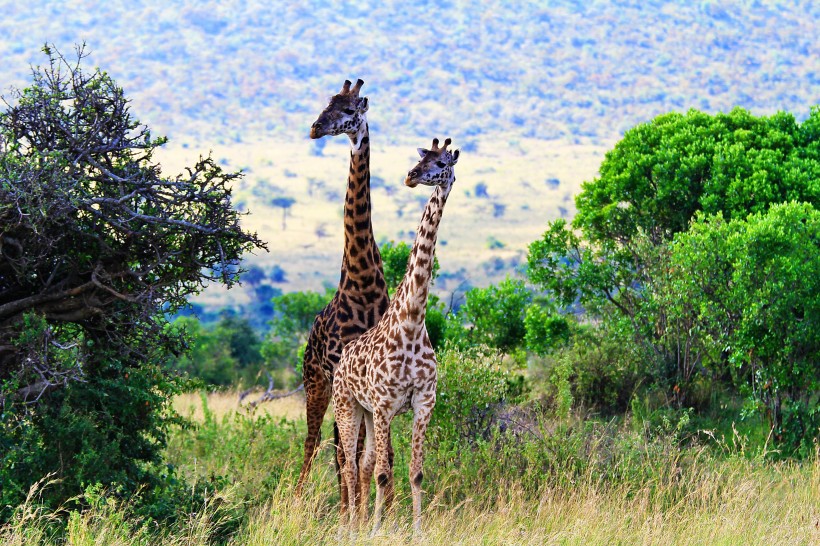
<box><xmin>1</xmin><ymin>0</ymin><xmax>818</xmax><ymax>313</ymax></box>
<box><xmin>1</xmin><ymin>1</ymin><xmax>817</xmax><ymax>144</ymax></box>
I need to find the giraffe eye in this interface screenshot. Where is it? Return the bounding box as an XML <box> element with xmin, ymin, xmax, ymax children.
<box><xmin>343</xmin><ymin>108</ymin><xmax>355</xmax><ymax>115</ymax></box>
<box><xmin>435</xmin><ymin>161</ymin><xmax>445</xmax><ymax>168</ymax></box>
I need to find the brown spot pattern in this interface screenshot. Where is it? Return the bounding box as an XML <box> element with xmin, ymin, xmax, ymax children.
<box><xmin>333</xmin><ymin>138</ymin><xmax>458</xmax><ymax>535</ymax></box>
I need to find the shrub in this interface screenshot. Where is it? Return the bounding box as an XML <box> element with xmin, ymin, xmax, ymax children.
<box><xmin>528</xmin><ymin>325</ymin><xmax>643</xmax><ymax>414</ymax></box>
<box><xmin>455</xmin><ymin>278</ymin><xmax>531</xmax><ymax>355</ymax></box>
<box><xmin>429</xmin><ymin>345</ymin><xmax>524</xmax><ymax>448</ymax></box>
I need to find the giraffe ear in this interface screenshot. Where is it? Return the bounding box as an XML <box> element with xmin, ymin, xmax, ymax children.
<box><xmin>450</xmin><ymin>150</ymin><xmax>460</xmax><ymax>165</ymax></box>
<box><xmin>417</xmin><ymin>148</ymin><xmax>430</xmax><ymax>158</ymax></box>
<box><xmin>358</xmin><ymin>97</ymin><xmax>369</xmax><ymax>113</ymax></box>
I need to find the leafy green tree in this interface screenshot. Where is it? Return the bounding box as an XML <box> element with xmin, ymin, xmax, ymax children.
<box><xmin>218</xmin><ymin>313</ymin><xmax>264</xmax><ymax>368</ymax></box>
<box><xmin>263</xmin><ymin>289</ymin><xmax>333</xmax><ymax>373</ymax></box>
<box><xmin>524</xmin><ymin>302</ymin><xmax>571</xmax><ymax>356</ymax></box>
<box><xmin>666</xmin><ymin>203</ymin><xmax>820</xmax><ymax>454</ymax></box>
<box><xmin>528</xmin><ymin>107</ymin><xmax>820</xmax><ymax>387</ymax></box>
<box><xmin>0</xmin><ymin>46</ymin><xmax>265</xmax><ymax>518</ymax></box>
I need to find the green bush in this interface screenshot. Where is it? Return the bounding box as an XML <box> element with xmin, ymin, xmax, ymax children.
<box><xmin>0</xmin><ymin>335</ymin><xmax>195</xmax><ymax>522</ymax></box>
<box><xmin>454</xmin><ymin>277</ymin><xmax>532</xmax><ymax>355</ymax></box>
<box><xmin>528</xmin><ymin>325</ymin><xmax>643</xmax><ymax>414</ymax></box>
<box><xmin>429</xmin><ymin>345</ymin><xmax>524</xmax><ymax>448</ymax></box>
<box><xmin>666</xmin><ymin>202</ymin><xmax>820</xmax><ymax>455</ymax></box>
<box><xmin>168</xmin><ymin>315</ymin><xmax>264</xmax><ymax>387</ymax></box>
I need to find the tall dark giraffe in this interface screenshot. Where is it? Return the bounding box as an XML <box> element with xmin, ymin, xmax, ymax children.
<box><xmin>296</xmin><ymin>79</ymin><xmax>392</xmax><ymax>508</ymax></box>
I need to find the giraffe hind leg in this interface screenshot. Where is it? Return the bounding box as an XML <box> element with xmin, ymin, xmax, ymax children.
<box><xmin>296</xmin><ymin>349</ymin><xmax>331</xmax><ymax>496</ymax></box>
<box><xmin>334</xmin><ymin>380</ymin><xmax>364</xmax><ymax>529</ymax></box>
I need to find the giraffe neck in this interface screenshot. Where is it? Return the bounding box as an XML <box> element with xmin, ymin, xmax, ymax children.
<box><xmin>393</xmin><ymin>179</ymin><xmax>453</xmax><ymax>326</ymax></box>
<box><xmin>339</xmin><ymin>122</ymin><xmax>384</xmax><ymax>290</ymax></box>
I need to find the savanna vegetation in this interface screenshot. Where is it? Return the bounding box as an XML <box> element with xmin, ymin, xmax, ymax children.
<box><xmin>1</xmin><ymin>49</ymin><xmax>818</xmax><ymax>545</ymax></box>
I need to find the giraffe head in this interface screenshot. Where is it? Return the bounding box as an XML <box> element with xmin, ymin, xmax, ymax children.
<box><xmin>310</xmin><ymin>79</ymin><xmax>369</xmax><ymax>139</ymax></box>
<box><xmin>405</xmin><ymin>138</ymin><xmax>460</xmax><ymax>188</ymax></box>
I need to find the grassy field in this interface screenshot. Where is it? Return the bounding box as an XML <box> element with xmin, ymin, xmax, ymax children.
<box><xmin>4</xmin><ymin>390</ymin><xmax>818</xmax><ymax>545</ymax></box>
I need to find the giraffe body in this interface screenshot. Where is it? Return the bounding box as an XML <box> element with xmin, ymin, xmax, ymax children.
<box><xmin>296</xmin><ymin>79</ymin><xmax>393</xmax><ymax>507</ymax></box>
<box><xmin>334</xmin><ymin>138</ymin><xmax>459</xmax><ymax>535</ymax></box>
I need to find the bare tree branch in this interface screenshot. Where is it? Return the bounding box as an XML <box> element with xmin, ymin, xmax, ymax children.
<box><xmin>240</xmin><ymin>370</ymin><xmax>305</xmax><ymax>408</ymax></box>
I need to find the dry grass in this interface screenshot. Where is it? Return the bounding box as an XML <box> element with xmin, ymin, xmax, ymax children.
<box><xmin>4</xmin><ymin>393</ymin><xmax>818</xmax><ymax>545</ymax></box>
<box><xmin>155</xmin><ymin>135</ymin><xmax>611</xmax><ymax>305</ymax></box>
<box><xmin>173</xmin><ymin>389</ymin><xmax>305</xmax><ymax>423</ymax></box>
<box><xmin>4</xmin><ymin>456</ymin><xmax>817</xmax><ymax>545</ymax></box>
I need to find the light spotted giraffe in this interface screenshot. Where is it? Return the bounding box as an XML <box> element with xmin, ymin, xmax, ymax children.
<box><xmin>296</xmin><ymin>79</ymin><xmax>393</xmax><ymax>509</ymax></box>
<box><xmin>334</xmin><ymin>138</ymin><xmax>459</xmax><ymax>535</ymax></box>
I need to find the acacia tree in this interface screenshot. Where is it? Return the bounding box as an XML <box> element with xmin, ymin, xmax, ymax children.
<box><xmin>0</xmin><ymin>46</ymin><xmax>265</xmax><ymax>515</ymax></box>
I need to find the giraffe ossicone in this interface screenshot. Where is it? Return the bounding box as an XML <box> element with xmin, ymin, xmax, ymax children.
<box><xmin>334</xmin><ymin>137</ymin><xmax>459</xmax><ymax>536</ymax></box>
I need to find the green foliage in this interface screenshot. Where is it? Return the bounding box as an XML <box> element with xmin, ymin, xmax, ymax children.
<box><xmin>379</xmin><ymin>240</ymin><xmax>440</xmax><ymax>296</ymax></box>
<box><xmin>262</xmin><ymin>289</ymin><xmax>333</xmax><ymax>374</ymax></box>
<box><xmin>168</xmin><ymin>315</ymin><xmax>263</xmax><ymax>387</ymax></box>
<box><xmin>524</xmin><ymin>302</ymin><xmax>571</xmax><ymax>356</ymax></box>
<box><xmin>429</xmin><ymin>345</ymin><xmax>523</xmax><ymax>447</ymax></box>
<box><xmin>528</xmin><ymin>324</ymin><xmax>644</xmax><ymax>414</ymax></box>
<box><xmin>666</xmin><ymin>202</ymin><xmax>820</xmax><ymax>455</ymax></box>
<box><xmin>0</xmin><ymin>321</ymin><xmax>194</xmax><ymax>522</ymax></box>
<box><xmin>527</xmin><ymin>107</ymin><xmax>820</xmax><ymax>419</ymax></box>
<box><xmin>454</xmin><ymin>277</ymin><xmax>532</xmax><ymax>355</ymax></box>
<box><xmin>423</xmin><ymin>295</ymin><xmax>449</xmax><ymax>350</ymax></box>
<box><xmin>529</xmin><ymin>107</ymin><xmax>820</xmax><ymax>315</ymax></box>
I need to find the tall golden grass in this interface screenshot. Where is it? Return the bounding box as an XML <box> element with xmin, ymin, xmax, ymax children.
<box><xmin>2</xmin><ymin>391</ymin><xmax>818</xmax><ymax>545</ymax></box>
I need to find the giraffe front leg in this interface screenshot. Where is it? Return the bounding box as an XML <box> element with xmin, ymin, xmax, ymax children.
<box><xmin>410</xmin><ymin>391</ymin><xmax>435</xmax><ymax>536</ymax></box>
<box><xmin>296</xmin><ymin>350</ymin><xmax>330</xmax><ymax>497</ymax></box>
<box><xmin>385</xmin><ymin>427</ymin><xmax>396</xmax><ymax>515</ymax></box>
<box><xmin>370</xmin><ymin>411</ymin><xmax>393</xmax><ymax>536</ymax></box>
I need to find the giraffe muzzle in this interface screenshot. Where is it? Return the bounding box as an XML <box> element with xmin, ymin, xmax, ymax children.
<box><xmin>310</xmin><ymin>122</ymin><xmax>323</xmax><ymax>139</ymax></box>
<box><xmin>405</xmin><ymin>169</ymin><xmax>421</xmax><ymax>187</ymax></box>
